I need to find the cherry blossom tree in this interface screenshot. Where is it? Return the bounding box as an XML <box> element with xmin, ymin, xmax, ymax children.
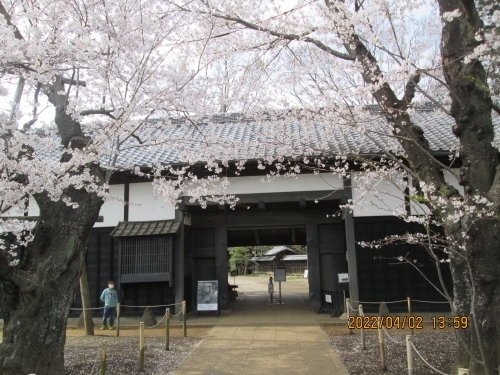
<box><xmin>0</xmin><ymin>0</ymin><xmax>221</xmax><ymax>373</ymax></box>
<box><xmin>153</xmin><ymin>1</ymin><xmax>499</xmax><ymax>374</ymax></box>
<box><xmin>1</xmin><ymin>0</ymin><xmax>499</xmax><ymax>374</ymax></box>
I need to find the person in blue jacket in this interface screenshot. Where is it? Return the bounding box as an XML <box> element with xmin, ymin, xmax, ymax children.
<box><xmin>100</xmin><ymin>281</ymin><xmax>118</xmax><ymax>330</ymax></box>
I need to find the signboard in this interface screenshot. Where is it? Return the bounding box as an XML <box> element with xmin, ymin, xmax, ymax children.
<box><xmin>197</xmin><ymin>280</ymin><xmax>218</xmax><ymax>311</ymax></box>
<box><xmin>325</xmin><ymin>294</ymin><xmax>332</xmax><ymax>303</ymax></box>
<box><xmin>338</xmin><ymin>273</ymin><xmax>349</xmax><ymax>283</ymax></box>
<box><xmin>274</xmin><ymin>268</ymin><xmax>286</xmax><ymax>282</ymax></box>
<box><xmin>230</xmin><ymin>270</ymin><xmax>238</xmax><ymax>277</ymax></box>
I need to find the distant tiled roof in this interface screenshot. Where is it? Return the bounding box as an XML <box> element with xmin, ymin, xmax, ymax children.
<box><xmin>251</xmin><ymin>256</ymin><xmax>276</xmax><ymax>262</ymax></box>
<box><xmin>265</xmin><ymin>246</ymin><xmax>295</xmax><ymax>255</ymax></box>
<box><xmin>110</xmin><ymin>220</ymin><xmax>179</xmax><ymax>237</ymax></box>
<box><xmin>282</xmin><ymin>255</ymin><xmax>307</xmax><ymax>261</ymax></box>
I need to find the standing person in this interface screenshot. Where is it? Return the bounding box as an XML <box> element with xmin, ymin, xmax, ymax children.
<box><xmin>100</xmin><ymin>281</ymin><xmax>118</xmax><ymax>330</ymax></box>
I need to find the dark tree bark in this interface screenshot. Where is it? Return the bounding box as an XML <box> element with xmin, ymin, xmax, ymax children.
<box><xmin>0</xmin><ymin>33</ymin><xmax>105</xmax><ymax>371</ymax></box>
<box><xmin>436</xmin><ymin>1</ymin><xmax>500</xmax><ymax>374</ymax></box>
<box><xmin>327</xmin><ymin>1</ymin><xmax>500</xmax><ymax>373</ymax></box>
<box><xmin>0</xmin><ymin>181</ymin><xmax>103</xmax><ymax>375</ymax></box>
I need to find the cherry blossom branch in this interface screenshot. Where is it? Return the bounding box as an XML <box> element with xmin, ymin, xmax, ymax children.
<box><xmin>171</xmin><ymin>2</ymin><xmax>355</xmax><ymax>61</ymax></box>
<box><xmin>79</xmin><ymin>109</ymin><xmax>116</xmax><ymax>119</ymax></box>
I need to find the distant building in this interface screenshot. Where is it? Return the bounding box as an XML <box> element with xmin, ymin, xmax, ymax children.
<box><xmin>251</xmin><ymin>246</ymin><xmax>307</xmax><ymax>274</ymax></box>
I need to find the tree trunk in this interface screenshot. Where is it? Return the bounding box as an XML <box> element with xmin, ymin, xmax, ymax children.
<box><xmin>0</xmin><ymin>180</ymin><xmax>103</xmax><ymax>375</ymax></box>
<box><xmin>447</xmin><ymin>218</ymin><xmax>500</xmax><ymax>375</ymax></box>
<box><xmin>80</xmin><ymin>263</ymin><xmax>95</xmax><ymax>336</ymax></box>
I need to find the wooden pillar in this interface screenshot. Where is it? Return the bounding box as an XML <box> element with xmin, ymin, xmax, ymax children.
<box><xmin>80</xmin><ymin>263</ymin><xmax>94</xmax><ymax>336</ymax></box>
<box><xmin>174</xmin><ymin>210</ymin><xmax>185</xmax><ymax>316</ymax></box>
<box><xmin>306</xmin><ymin>223</ymin><xmax>321</xmax><ymax>308</ymax></box>
<box><xmin>343</xmin><ymin>178</ymin><xmax>359</xmax><ymax>305</ymax></box>
<box><xmin>215</xmin><ymin>226</ymin><xmax>228</xmax><ymax>309</ymax></box>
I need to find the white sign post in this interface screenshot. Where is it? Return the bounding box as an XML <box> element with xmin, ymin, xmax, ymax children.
<box><xmin>274</xmin><ymin>268</ymin><xmax>286</xmax><ymax>304</ymax></box>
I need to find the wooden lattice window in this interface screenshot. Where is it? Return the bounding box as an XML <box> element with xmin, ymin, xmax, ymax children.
<box><xmin>120</xmin><ymin>235</ymin><xmax>172</xmax><ymax>283</ymax></box>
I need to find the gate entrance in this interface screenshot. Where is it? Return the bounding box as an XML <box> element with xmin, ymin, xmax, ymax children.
<box><xmin>181</xmin><ymin>196</ymin><xmax>350</xmax><ymax>311</ymax></box>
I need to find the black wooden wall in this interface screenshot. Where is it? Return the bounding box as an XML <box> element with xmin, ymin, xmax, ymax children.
<box><xmin>318</xmin><ymin>223</ymin><xmax>347</xmax><ymax>293</ymax></box>
<box><xmin>71</xmin><ymin>227</ymin><xmax>176</xmax><ymax>316</ymax></box>
<box><xmin>354</xmin><ymin>217</ymin><xmax>452</xmax><ymax>312</ymax></box>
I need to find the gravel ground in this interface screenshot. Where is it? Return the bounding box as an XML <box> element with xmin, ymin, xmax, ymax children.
<box><xmin>64</xmin><ymin>326</ymin><xmax>211</xmax><ymax>375</ymax></box>
<box><xmin>322</xmin><ymin>324</ymin><xmax>458</xmax><ymax>375</ymax></box>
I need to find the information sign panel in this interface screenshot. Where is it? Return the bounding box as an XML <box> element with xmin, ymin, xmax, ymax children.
<box><xmin>325</xmin><ymin>294</ymin><xmax>332</xmax><ymax>303</ymax></box>
<box><xmin>197</xmin><ymin>280</ymin><xmax>218</xmax><ymax>311</ymax></box>
<box><xmin>274</xmin><ymin>268</ymin><xmax>286</xmax><ymax>282</ymax></box>
<box><xmin>230</xmin><ymin>270</ymin><xmax>238</xmax><ymax>277</ymax></box>
<box><xmin>338</xmin><ymin>273</ymin><xmax>349</xmax><ymax>283</ymax></box>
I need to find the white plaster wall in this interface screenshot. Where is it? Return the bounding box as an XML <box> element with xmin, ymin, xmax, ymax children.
<box><xmin>352</xmin><ymin>172</ymin><xmax>406</xmax><ymax>217</ymax></box>
<box><xmin>443</xmin><ymin>169</ymin><xmax>464</xmax><ymax>195</ymax></box>
<box><xmin>129</xmin><ymin>182</ymin><xmax>176</xmax><ymax>221</ymax></box>
<box><xmin>28</xmin><ymin>195</ymin><xmax>40</xmax><ymax>216</ymax></box>
<box><xmin>94</xmin><ymin>184</ymin><xmax>125</xmax><ymax>228</ymax></box>
<box><xmin>225</xmin><ymin>173</ymin><xmax>344</xmax><ymax>195</ymax></box>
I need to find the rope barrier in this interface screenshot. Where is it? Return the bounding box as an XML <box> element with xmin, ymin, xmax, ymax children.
<box><xmin>170</xmin><ymin>309</ymin><xmax>184</xmax><ymax>317</ymax></box>
<box><xmin>120</xmin><ymin>303</ymin><xmax>183</xmax><ymax>308</ymax></box>
<box><xmin>146</xmin><ymin>312</ymin><xmax>167</xmax><ymax>329</ymax></box>
<box><xmin>346</xmin><ymin>300</ymin><xmax>357</xmax><ymax>312</ymax></box>
<box><xmin>411</xmin><ymin>299</ymin><xmax>450</xmax><ymax>304</ymax></box>
<box><xmin>350</xmin><ymin>300</ymin><xmax>407</xmax><ymax>304</ymax></box>
<box><xmin>70</xmin><ymin>307</ymin><xmax>105</xmax><ymax>311</ymax></box>
<box><xmin>381</xmin><ymin>326</ymin><xmax>405</xmax><ymax>345</ymax></box>
<box><xmin>70</xmin><ymin>302</ymin><xmax>183</xmax><ymax>311</ymax></box>
<box><xmin>409</xmin><ymin>341</ymin><xmax>449</xmax><ymax>375</ymax></box>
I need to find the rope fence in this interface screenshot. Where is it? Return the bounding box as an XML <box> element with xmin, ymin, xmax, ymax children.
<box><xmin>83</xmin><ymin>301</ymin><xmax>188</xmax><ymax>374</ymax></box>
<box><xmin>408</xmin><ymin>337</ymin><xmax>449</xmax><ymax>375</ymax></box>
<box><xmin>345</xmin><ymin>297</ymin><xmax>457</xmax><ymax>374</ymax></box>
<box><xmin>70</xmin><ymin>302</ymin><xmax>184</xmax><ymax>311</ymax></box>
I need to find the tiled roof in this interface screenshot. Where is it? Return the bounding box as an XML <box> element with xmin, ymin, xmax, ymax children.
<box><xmin>110</xmin><ymin>109</ymin><xmax>500</xmax><ymax>168</ymax></box>
<box><xmin>282</xmin><ymin>255</ymin><xmax>307</xmax><ymax>261</ymax></box>
<box><xmin>264</xmin><ymin>246</ymin><xmax>295</xmax><ymax>255</ymax></box>
<box><xmin>251</xmin><ymin>256</ymin><xmax>276</xmax><ymax>262</ymax></box>
<box><xmin>110</xmin><ymin>220</ymin><xmax>179</xmax><ymax>237</ymax></box>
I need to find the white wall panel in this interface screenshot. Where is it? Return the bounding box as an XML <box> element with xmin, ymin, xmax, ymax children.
<box><xmin>94</xmin><ymin>184</ymin><xmax>125</xmax><ymax>228</ymax></box>
<box><xmin>28</xmin><ymin>196</ymin><xmax>40</xmax><ymax>216</ymax></box>
<box><xmin>129</xmin><ymin>182</ymin><xmax>175</xmax><ymax>221</ymax></box>
<box><xmin>443</xmin><ymin>169</ymin><xmax>464</xmax><ymax>195</ymax></box>
<box><xmin>225</xmin><ymin>173</ymin><xmax>343</xmax><ymax>195</ymax></box>
<box><xmin>352</xmin><ymin>172</ymin><xmax>406</xmax><ymax>217</ymax></box>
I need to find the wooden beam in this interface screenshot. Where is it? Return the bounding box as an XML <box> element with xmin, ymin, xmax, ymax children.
<box><xmin>291</xmin><ymin>228</ymin><xmax>296</xmax><ymax>244</ymax></box>
<box><xmin>182</xmin><ymin>189</ymin><xmax>343</xmax><ymax>206</ymax></box>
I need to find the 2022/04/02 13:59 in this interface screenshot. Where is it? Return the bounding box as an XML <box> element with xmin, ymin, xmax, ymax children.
<box><xmin>431</xmin><ymin>315</ymin><xmax>469</xmax><ymax>329</ymax></box>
